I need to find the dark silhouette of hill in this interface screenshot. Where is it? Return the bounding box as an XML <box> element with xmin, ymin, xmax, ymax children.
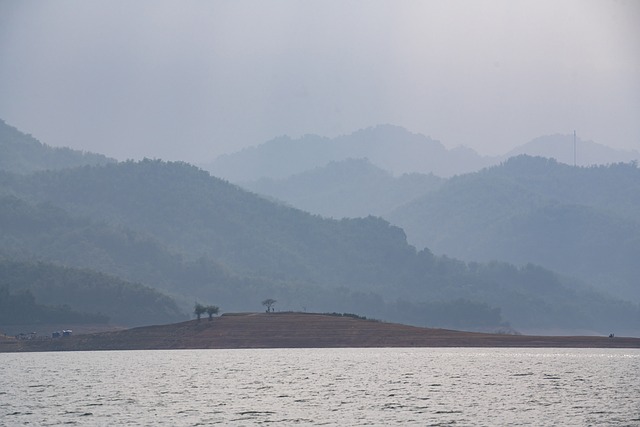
<box><xmin>389</xmin><ymin>156</ymin><xmax>640</xmax><ymax>301</ymax></box>
<box><xmin>0</xmin><ymin>119</ymin><xmax>115</xmax><ymax>173</ymax></box>
<box><xmin>204</xmin><ymin>125</ymin><xmax>494</xmax><ymax>181</ymax></box>
<box><xmin>242</xmin><ymin>158</ymin><xmax>444</xmax><ymax>218</ymax></box>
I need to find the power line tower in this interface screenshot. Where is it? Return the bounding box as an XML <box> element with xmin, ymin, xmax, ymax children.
<box><xmin>573</xmin><ymin>129</ymin><xmax>576</xmax><ymax>167</ymax></box>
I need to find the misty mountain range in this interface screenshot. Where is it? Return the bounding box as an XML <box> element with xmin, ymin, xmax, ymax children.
<box><xmin>504</xmin><ymin>134</ymin><xmax>640</xmax><ymax>168</ymax></box>
<box><xmin>204</xmin><ymin>125</ymin><xmax>495</xmax><ymax>181</ymax></box>
<box><xmin>204</xmin><ymin>124</ymin><xmax>639</xmax><ymax>182</ymax></box>
<box><xmin>209</xmin><ymin>123</ymin><xmax>639</xmax><ymax>305</ymax></box>
<box><xmin>1</xmin><ymin>118</ymin><xmax>638</xmax><ymax>336</ymax></box>
<box><xmin>239</xmin><ymin>155</ymin><xmax>640</xmax><ymax>304</ymax></box>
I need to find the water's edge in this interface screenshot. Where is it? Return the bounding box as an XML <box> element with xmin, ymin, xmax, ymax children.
<box><xmin>3</xmin><ymin>313</ymin><xmax>639</xmax><ymax>353</ymax></box>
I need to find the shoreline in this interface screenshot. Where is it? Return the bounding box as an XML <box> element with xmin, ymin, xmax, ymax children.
<box><xmin>2</xmin><ymin>312</ymin><xmax>639</xmax><ymax>352</ymax></box>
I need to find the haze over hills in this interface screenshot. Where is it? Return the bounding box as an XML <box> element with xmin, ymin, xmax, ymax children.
<box><xmin>388</xmin><ymin>156</ymin><xmax>640</xmax><ymax>302</ymax></box>
<box><xmin>243</xmin><ymin>158</ymin><xmax>444</xmax><ymax>218</ymax></box>
<box><xmin>0</xmin><ymin>119</ymin><xmax>115</xmax><ymax>174</ymax></box>
<box><xmin>205</xmin><ymin>125</ymin><xmax>638</xmax><ymax>186</ymax></box>
<box><xmin>1</xmin><ymin>119</ymin><xmax>639</xmax><ymax>335</ymax></box>
<box><xmin>230</xmin><ymin>127</ymin><xmax>638</xmax><ymax>230</ymax></box>
<box><xmin>204</xmin><ymin>125</ymin><xmax>495</xmax><ymax>181</ymax></box>
<box><xmin>504</xmin><ymin>134</ymin><xmax>640</xmax><ymax>167</ymax></box>
<box><xmin>3</xmin><ymin>160</ymin><xmax>637</xmax><ymax>334</ymax></box>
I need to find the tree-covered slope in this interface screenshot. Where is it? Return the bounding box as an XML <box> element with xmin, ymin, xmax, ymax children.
<box><xmin>389</xmin><ymin>156</ymin><xmax>640</xmax><ymax>301</ymax></box>
<box><xmin>0</xmin><ymin>190</ymin><xmax>508</xmax><ymax>330</ymax></box>
<box><xmin>0</xmin><ymin>286</ymin><xmax>108</xmax><ymax>326</ymax></box>
<box><xmin>0</xmin><ymin>194</ymin><xmax>284</xmax><ymax>315</ymax></box>
<box><xmin>243</xmin><ymin>158</ymin><xmax>444</xmax><ymax>218</ymax></box>
<box><xmin>0</xmin><ymin>259</ymin><xmax>186</xmax><ymax>326</ymax></box>
<box><xmin>0</xmin><ymin>119</ymin><xmax>114</xmax><ymax>174</ymax></box>
<box><xmin>1</xmin><ymin>160</ymin><xmax>638</xmax><ymax>334</ymax></box>
<box><xmin>0</xmin><ymin>192</ymin><xmax>415</xmax><ymax>325</ymax></box>
<box><xmin>2</xmin><ymin>160</ymin><xmax>417</xmax><ymax>288</ymax></box>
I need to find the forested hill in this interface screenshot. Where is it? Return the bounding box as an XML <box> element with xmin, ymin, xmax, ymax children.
<box><xmin>1</xmin><ymin>159</ymin><xmax>638</xmax><ymax>334</ymax></box>
<box><xmin>0</xmin><ymin>119</ymin><xmax>114</xmax><ymax>174</ymax></box>
<box><xmin>2</xmin><ymin>160</ymin><xmax>416</xmax><ymax>287</ymax></box>
<box><xmin>0</xmin><ymin>259</ymin><xmax>185</xmax><ymax>326</ymax></box>
<box><xmin>389</xmin><ymin>156</ymin><xmax>640</xmax><ymax>301</ymax></box>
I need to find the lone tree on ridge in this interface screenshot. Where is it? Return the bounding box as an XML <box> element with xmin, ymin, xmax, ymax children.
<box><xmin>194</xmin><ymin>303</ymin><xmax>206</xmax><ymax>321</ymax></box>
<box><xmin>262</xmin><ymin>299</ymin><xmax>276</xmax><ymax>313</ymax></box>
<box><xmin>205</xmin><ymin>305</ymin><xmax>219</xmax><ymax>321</ymax></box>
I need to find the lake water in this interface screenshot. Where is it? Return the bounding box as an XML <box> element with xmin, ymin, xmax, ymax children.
<box><xmin>2</xmin><ymin>348</ymin><xmax>639</xmax><ymax>426</ymax></box>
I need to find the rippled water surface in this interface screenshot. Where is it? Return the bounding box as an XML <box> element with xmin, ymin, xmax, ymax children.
<box><xmin>2</xmin><ymin>348</ymin><xmax>639</xmax><ymax>426</ymax></box>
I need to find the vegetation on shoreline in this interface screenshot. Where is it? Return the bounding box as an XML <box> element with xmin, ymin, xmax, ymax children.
<box><xmin>0</xmin><ymin>286</ymin><xmax>108</xmax><ymax>325</ymax></box>
<box><xmin>0</xmin><ymin>259</ymin><xmax>186</xmax><ymax>326</ymax></box>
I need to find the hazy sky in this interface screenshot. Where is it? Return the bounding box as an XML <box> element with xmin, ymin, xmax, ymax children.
<box><xmin>1</xmin><ymin>0</ymin><xmax>638</xmax><ymax>162</ymax></box>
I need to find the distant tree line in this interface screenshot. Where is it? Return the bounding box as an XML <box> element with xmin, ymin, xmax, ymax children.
<box><xmin>0</xmin><ymin>286</ymin><xmax>109</xmax><ymax>325</ymax></box>
<box><xmin>0</xmin><ymin>259</ymin><xmax>185</xmax><ymax>326</ymax></box>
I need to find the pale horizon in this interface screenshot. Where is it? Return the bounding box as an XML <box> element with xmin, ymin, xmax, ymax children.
<box><xmin>1</xmin><ymin>0</ymin><xmax>638</xmax><ymax>163</ymax></box>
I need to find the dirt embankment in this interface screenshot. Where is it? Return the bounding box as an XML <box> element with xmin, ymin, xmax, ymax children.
<box><xmin>2</xmin><ymin>312</ymin><xmax>639</xmax><ymax>353</ymax></box>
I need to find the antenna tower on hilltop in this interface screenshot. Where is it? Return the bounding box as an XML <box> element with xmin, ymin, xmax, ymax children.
<box><xmin>573</xmin><ymin>130</ymin><xmax>576</xmax><ymax>167</ymax></box>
